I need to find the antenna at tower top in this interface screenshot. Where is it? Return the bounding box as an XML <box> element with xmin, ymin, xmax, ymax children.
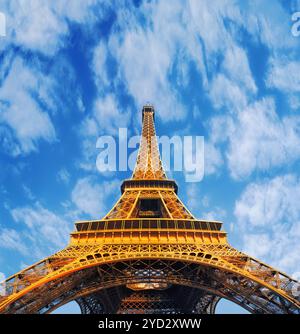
<box><xmin>142</xmin><ymin>104</ymin><xmax>155</xmax><ymax>120</ymax></box>
<box><xmin>142</xmin><ymin>103</ymin><xmax>154</xmax><ymax>111</ymax></box>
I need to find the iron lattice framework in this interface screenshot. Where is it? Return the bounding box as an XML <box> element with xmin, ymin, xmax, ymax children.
<box><xmin>1</xmin><ymin>105</ymin><xmax>300</xmax><ymax>314</ymax></box>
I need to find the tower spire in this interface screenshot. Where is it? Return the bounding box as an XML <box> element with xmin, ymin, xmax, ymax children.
<box><xmin>132</xmin><ymin>105</ymin><xmax>167</xmax><ymax>180</ymax></box>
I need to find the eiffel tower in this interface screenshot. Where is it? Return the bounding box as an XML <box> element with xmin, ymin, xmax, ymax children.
<box><xmin>1</xmin><ymin>105</ymin><xmax>299</xmax><ymax>314</ymax></box>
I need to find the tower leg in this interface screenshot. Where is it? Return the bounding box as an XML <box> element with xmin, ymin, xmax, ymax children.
<box><xmin>192</xmin><ymin>294</ymin><xmax>220</xmax><ymax>314</ymax></box>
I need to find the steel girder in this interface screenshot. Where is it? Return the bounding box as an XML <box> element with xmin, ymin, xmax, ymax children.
<box><xmin>0</xmin><ymin>245</ymin><xmax>299</xmax><ymax>314</ymax></box>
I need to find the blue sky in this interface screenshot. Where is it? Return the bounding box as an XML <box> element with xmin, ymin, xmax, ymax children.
<box><xmin>1</xmin><ymin>0</ymin><xmax>300</xmax><ymax>314</ymax></box>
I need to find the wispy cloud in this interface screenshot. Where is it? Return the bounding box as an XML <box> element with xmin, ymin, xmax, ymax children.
<box><xmin>266</xmin><ymin>58</ymin><xmax>300</xmax><ymax>93</ymax></box>
<box><xmin>235</xmin><ymin>174</ymin><xmax>300</xmax><ymax>276</ymax></box>
<box><xmin>209</xmin><ymin>98</ymin><xmax>300</xmax><ymax>179</ymax></box>
<box><xmin>57</xmin><ymin>168</ymin><xmax>71</xmax><ymax>184</ymax></box>
<box><xmin>0</xmin><ymin>57</ymin><xmax>56</xmax><ymax>155</ymax></box>
<box><xmin>186</xmin><ymin>183</ymin><xmax>226</xmax><ymax>221</ymax></box>
<box><xmin>2</xmin><ymin>0</ymin><xmax>99</xmax><ymax>55</ymax></box>
<box><xmin>0</xmin><ymin>228</ymin><xmax>28</xmax><ymax>256</ymax></box>
<box><xmin>71</xmin><ymin>177</ymin><xmax>119</xmax><ymax>219</ymax></box>
<box><xmin>93</xmin><ymin>94</ymin><xmax>131</xmax><ymax>135</ymax></box>
<box><xmin>11</xmin><ymin>203</ymin><xmax>72</xmax><ymax>248</ymax></box>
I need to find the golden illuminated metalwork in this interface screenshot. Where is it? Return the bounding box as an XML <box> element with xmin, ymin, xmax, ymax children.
<box><xmin>0</xmin><ymin>105</ymin><xmax>299</xmax><ymax>314</ymax></box>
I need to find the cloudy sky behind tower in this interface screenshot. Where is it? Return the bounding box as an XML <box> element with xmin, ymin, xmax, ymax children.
<box><xmin>0</xmin><ymin>0</ymin><xmax>300</xmax><ymax>313</ymax></box>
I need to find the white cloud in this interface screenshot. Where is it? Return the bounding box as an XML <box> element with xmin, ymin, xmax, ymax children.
<box><xmin>206</xmin><ymin>95</ymin><xmax>300</xmax><ymax>179</ymax></box>
<box><xmin>52</xmin><ymin>0</ymin><xmax>99</xmax><ymax>24</ymax></box>
<box><xmin>57</xmin><ymin>168</ymin><xmax>70</xmax><ymax>184</ymax></box>
<box><xmin>235</xmin><ymin>174</ymin><xmax>300</xmax><ymax>276</ymax></box>
<box><xmin>204</xmin><ymin>141</ymin><xmax>223</xmax><ymax>176</ymax></box>
<box><xmin>208</xmin><ymin>44</ymin><xmax>256</xmax><ymax>113</ymax></box>
<box><xmin>90</xmin><ymin>0</ymin><xmax>261</xmax><ymax>125</ymax></box>
<box><xmin>242</xmin><ymin>233</ymin><xmax>273</xmax><ymax>259</ymax></box>
<box><xmin>235</xmin><ymin>174</ymin><xmax>300</xmax><ymax>227</ymax></box>
<box><xmin>11</xmin><ymin>203</ymin><xmax>72</xmax><ymax>249</ymax></box>
<box><xmin>0</xmin><ymin>272</ymin><xmax>6</xmax><ymax>295</ymax></box>
<box><xmin>209</xmin><ymin>74</ymin><xmax>248</xmax><ymax>112</ymax></box>
<box><xmin>22</xmin><ymin>185</ymin><xmax>35</xmax><ymax>201</ymax></box>
<box><xmin>187</xmin><ymin>0</ymin><xmax>242</xmax><ymax>62</ymax></box>
<box><xmin>71</xmin><ymin>177</ymin><xmax>119</xmax><ymax>219</ymax></box>
<box><xmin>90</xmin><ymin>0</ymin><xmax>259</xmax><ymax>124</ymax></box>
<box><xmin>266</xmin><ymin>59</ymin><xmax>300</xmax><ymax>92</ymax></box>
<box><xmin>0</xmin><ymin>228</ymin><xmax>28</xmax><ymax>255</ymax></box>
<box><xmin>113</xmin><ymin>1</ymin><xmax>254</xmax><ymax>119</ymax></box>
<box><xmin>110</xmin><ymin>26</ymin><xmax>186</xmax><ymax>121</ymax></box>
<box><xmin>225</xmin><ymin>98</ymin><xmax>300</xmax><ymax>179</ymax></box>
<box><xmin>93</xmin><ymin>94</ymin><xmax>130</xmax><ymax>135</ymax></box>
<box><xmin>288</xmin><ymin>94</ymin><xmax>300</xmax><ymax>111</ymax></box>
<box><xmin>0</xmin><ymin>57</ymin><xmax>56</xmax><ymax>155</ymax></box>
<box><xmin>0</xmin><ymin>126</ymin><xmax>21</xmax><ymax>156</ymax></box>
<box><xmin>222</xmin><ymin>44</ymin><xmax>257</xmax><ymax>94</ymax></box>
<box><xmin>78</xmin><ymin>94</ymin><xmax>131</xmax><ymax>171</ymax></box>
<box><xmin>186</xmin><ymin>183</ymin><xmax>202</xmax><ymax>215</ymax></box>
<box><xmin>93</xmin><ymin>41</ymin><xmax>109</xmax><ymax>89</ymax></box>
<box><xmin>202</xmin><ymin>207</ymin><xmax>227</xmax><ymax>221</ymax></box>
<box><xmin>103</xmin><ymin>1</ymin><xmax>207</xmax><ymax>121</ymax></box>
<box><xmin>0</xmin><ymin>202</ymin><xmax>78</xmax><ymax>261</ymax></box>
<box><xmin>77</xmin><ymin>97</ymin><xmax>85</xmax><ymax>113</ymax></box>
<box><xmin>4</xmin><ymin>1</ymin><xmax>68</xmax><ymax>55</ymax></box>
<box><xmin>2</xmin><ymin>0</ymin><xmax>99</xmax><ymax>55</ymax></box>
<box><xmin>186</xmin><ymin>183</ymin><xmax>226</xmax><ymax>221</ymax></box>
<box><xmin>79</xmin><ymin>79</ymin><xmax>140</xmax><ymax>172</ymax></box>
<box><xmin>237</xmin><ymin>0</ymin><xmax>298</xmax><ymax>50</ymax></box>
